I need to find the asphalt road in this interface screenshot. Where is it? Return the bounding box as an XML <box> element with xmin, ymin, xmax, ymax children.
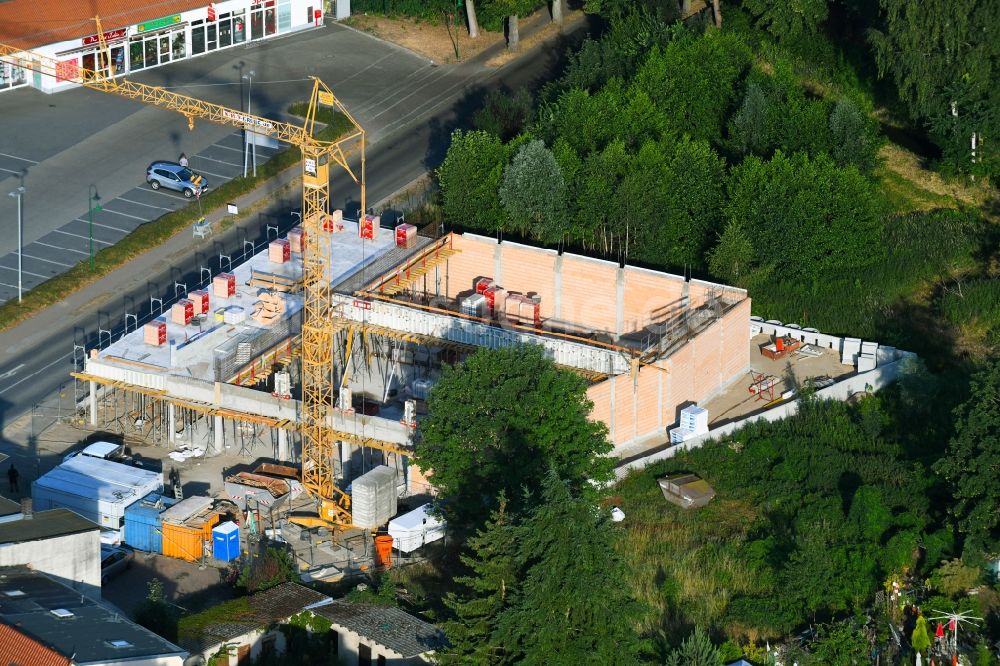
<box><xmin>0</xmin><ymin>16</ymin><xmax>592</xmax><ymax>442</ymax></box>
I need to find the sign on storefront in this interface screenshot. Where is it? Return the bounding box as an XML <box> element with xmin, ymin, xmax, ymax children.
<box><xmin>82</xmin><ymin>28</ymin><xmax>127</xmax><ymax>46</ymax></box>
<box><xmin>137</xmin><ymin>14</ymin><xmax>182</xmax><ymax>33</ymax></box>
<box><xmin>208</xmin><ymin>3</ymin><xmax>217</xmax><ymax>21</ymax></box>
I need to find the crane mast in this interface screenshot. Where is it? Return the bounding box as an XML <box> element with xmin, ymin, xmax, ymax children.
<box><xmin>0</xmin><ymin>17</ymin><xmax>366</xmax><ymax>527</ymax></box>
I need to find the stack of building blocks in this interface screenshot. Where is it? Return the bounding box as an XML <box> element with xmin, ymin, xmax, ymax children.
<box><xmin>172</xmin><ymin>299</ymin><xmax>194</xmax><ymax>326</ymax></box>
<box><xmin>460</xmin><ymin>293</ymin><xmax>486</xmax><ymax>317</ymax></box>
<box><xmin>669</xmin><ymin>405</ymin><xmax>709</xmax><ymax>444</ymax></box>
<box><xmin>214</xmin><ymin>273</ymin><xmax>236</xmax><ymax>299</ymax></box>
<box><xmin>483</xmin><ymin>285</ymin><xmax>505</xmax><ymax>316</ymax></box>
<box><xmin>475</xmin><ymin>278</ymin><xmax>494</xmax><ymax>294</ymax></box>
<box><xmin>504</xmin><ymin>293</ymin><xmax>524</xmax><ymax>322</ymax></box>
<box><xmin>519</xmin><ymin>296</ymin><xmax>541</xmax><ymax>326</ymax></box>
<box><xmin>223</xmin><ymin>306</ymin><xmax>246</xmax><ymax>325</ymax></box>
<box><xmin>323</xmin><ymin>209</ymin><xmax>344</xmax><ymax>233</ymax></box>
<box><xmin>251</xmin><ymin>291</ymin><xmax>286</xmax><ymax>326</ymax></box>
<box><xmin>268</xmin><ymin>239</ymin><xmax>290</xmax><ymax>264</ymax></box>
<box><xmin>395</xmin><ymin>223</ymin><xmax>417</xmax><ymax>249</ymax></box>
<box><xmin>288</xmin><ymin>226</ymin><xmax>307</xmax><ymax>253</ymax></box>
<box><xmin>143</xmin><ymin>319</ymin><xmax>167</xmax><ymax>346</ymax></box>
<box><xmin>190</xmin><ymin>290</ymin><xmax>209</xmax><ymax>315</ymax></box>
<box><xmin>360</xmin><ymin>214</ymin><xmax>380</xmax><ymax>240</ymax></box>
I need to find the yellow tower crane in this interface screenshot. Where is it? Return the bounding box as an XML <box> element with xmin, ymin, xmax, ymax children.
<box><xmin>1</xmin><ymin>17</ymin><xmax>363</xmax><ymax>527</ymax></box>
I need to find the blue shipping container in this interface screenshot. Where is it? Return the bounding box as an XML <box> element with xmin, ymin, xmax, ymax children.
<box><xmin>212</xmin><ymin>521</ymin><xmax>240</xmax><ymax>562</ymax></box>
<box><xmin>124</xmin><ymin>493</ymin><xmax>177</xmax><ymax>553</ymax></box>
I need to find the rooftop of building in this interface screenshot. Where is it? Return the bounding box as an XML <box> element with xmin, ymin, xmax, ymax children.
<box><xmin>0</xmin><ymin>566</ymin><xmax>186</xmax><ymax>663</ymax></box>
<box><xmin>0</xmin><ymin>496</ymin><xmax>20</xmax><ymax>519</ymax></box>
<box><xmin>0</xmin><ymin>0</ymin><xmax>208</xmax><ymax>50</ymax></box>
<box><xmin>0</xmin><ymin>508</ymin><xmax>99</xmax><ymax>544</ymax></box>
<box><xmin>312</xmin><ymin>600</ymin><xmax>447</xmax><ymax>658</ymax></box>
<box><xmin>177</xmin><ymin>582</ymin><xmax>330</xmax><ymax>654</ymax></box>
<box><xmin>0</xmin><ymin>621</ymin><xmax>71</xmax><ymax>666</ymax></box>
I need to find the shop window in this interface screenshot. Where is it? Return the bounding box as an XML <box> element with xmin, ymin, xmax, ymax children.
<box><xmin>219</xmin><ymin>14</ymin><xmax>233</xmax><ymax>48</ymax></box>
<box><xmin>233</xmin><ymin>10</ymin><xmax>247</xmax><ymax>43</ymax></box>
<box><xmin>144</xmin><ymin>39</ymin><xmax>157</xmax><ymax>68</ymax></box>
<box><xmin>129</xmin><ymin>40</ymin><xmax>144</xmax><ymax>70</ymax></box>
<box><xmin>250</xmin><ymin>10</ymin><xmax>264</xmax><ymax>41</ymax></box>
<box><xmin>265</xmin><ymin>3</ymin><xmax>277</xmax><ymax>36</ymax></box>
<box><xmin>172</xmin><ymin>32</ymin><xmax>186</xmax><ymax>59</ymax></box>
<box><xmin>159</xmin><ymin>35</ymin><xmax>171</xmax><ymax>63</ymax></box>
<box><xmin>192</xmin><ymin>20</ymin><xmax>206</xmax><ymax>55</ymax></box>
<box><xmin>112</xmin><ymin>46</ymin><xmax>125</xmax><ymax>75</ymax></box>
<box><xmin>278</xmin><ymin>2</ymin><xmax>291</xmax><ymax>32</ymax></box>
<box><xmin>207</xmin><ymin>22</ymin><xmax>218</xmax><ymax>51</ymax></box>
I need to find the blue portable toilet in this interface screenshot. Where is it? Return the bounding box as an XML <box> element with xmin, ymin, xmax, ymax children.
<box><xmin>212</xmin><ymin>521</ymin><xmax>241</xmax><ymax>562</ymax></box>
<box><xmin>124</xmin><ymin>493</ymin><xmax>177</xmax><ymax>553</ymax></box>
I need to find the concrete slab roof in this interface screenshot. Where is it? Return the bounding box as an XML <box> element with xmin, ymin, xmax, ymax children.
<box><xmin>0</xmin><ymin>566</ymin><xmax>186</xmax><ymax>663</ymax></box>
<box><xmin>0</xmin><ymin>508</ymin><xmax>99</xmax><ymax>544</ymax></box>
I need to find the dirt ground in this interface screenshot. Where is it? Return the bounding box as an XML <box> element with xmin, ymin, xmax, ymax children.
<box><xmin>344</xmin><ymin>6</ymin><xmax>586</xmax><ymax>66</ymax></box>
<box><xmin>102</xmin><ymin>551</ymin><xmax>234</xmax><ymax>617</ymax></box>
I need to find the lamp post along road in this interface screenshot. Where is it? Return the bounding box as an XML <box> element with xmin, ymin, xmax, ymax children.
<box><xmin>88</xmin><ymin>185</ymin><xmax>101</xmax><ymax>271</ymax></box>
<box><xmin>242</xmin><ymin>70</ymin><xmax>256</xmax><ymax>177</ymax></box>
<box><xmin>7</xmin><ymin>186</ymin><xmax>24</xmax><ymax>302</ymax></box>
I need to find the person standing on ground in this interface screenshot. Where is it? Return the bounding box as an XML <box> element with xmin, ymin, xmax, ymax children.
<box><xmin>7</xmin><ymin>463</ymin><xmax>18</xmax><ymax>493</ymax></box>
<box><xmin>179</xmin><ymin>153</ymin><xmax>189</xmax><ymax>168</ymax></box>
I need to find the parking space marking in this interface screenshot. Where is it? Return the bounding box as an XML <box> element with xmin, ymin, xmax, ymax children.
<box><xmin>213</xmin><ymin>144</ymin><xmax>245</xmax><ymax>154</ymax></box>
<box><xmin>192</xmin><ymin>154</ymin><xmax>242</xmax><ymax>168</ymax></box>
<box><xmin>98</xmin><ymin>207</ymin><xmax>151</xmax><ymax>222</ymax></box>
<box><xmin>0</xmin><ymin>279</ymin><xmax>20</xmax><ymax>289</ymax></box>
<box><xmin>0</xmin><ymin>265</ymin><xmax>48</xmax><ymax>279</ymax></box>
<box><xmin>35</xmin><ymin>241</ymin><xmax>88</xmax><ymax>256</ymax></box>
<box><xmin>0</xmin><ymin>152</ymin><xmax>37</xmax><ymax>164</ymax></box>
<box><xmin>191</xmin><ymin>167</ymin><xmax>228</xmax><ymax>180</ymax></box>
<box><xmin>0</xmin><ymin>167</ymin><xmax>23</xmax><ymax>175</ymax></box>
<box><xmin>23</xmin><ymin>253</ymin><xmax>73</xmax><ymax>268</ymax></box>
<box><xmin>145</xmin><ymin>187</ymin><xmax>188</xmax><ymax>201</ymax></box>
<box><xmin>117</xmin><ymin>196</ymin><xmax>173</xmax><ymax>211</ymax></box>
<box><xmin>55</xmin><ymin>229</ymin><xmax>111</xmax><ymax>245</ymax></box>
<box><xmin>73</xmin><ymin>218</ymin><xmax>129</xmax><ymax>233</ymax></box>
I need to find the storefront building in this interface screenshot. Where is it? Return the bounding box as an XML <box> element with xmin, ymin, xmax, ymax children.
<box><xmin>0</xmin><ymin>0</ymin><xmax>324</xmax><ymax>94</ymax></box>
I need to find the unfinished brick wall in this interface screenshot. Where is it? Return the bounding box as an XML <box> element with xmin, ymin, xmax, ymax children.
<box><xmin>587</xmin><ymin>298</ymin><xmax>751</xmax><ymax>448</ymax></box>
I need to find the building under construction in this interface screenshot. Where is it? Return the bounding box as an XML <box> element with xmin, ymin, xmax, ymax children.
<box><xmin>76</xmin><ymin>224</ymin><xmax>752</xmax><ymax>496</ymax></box>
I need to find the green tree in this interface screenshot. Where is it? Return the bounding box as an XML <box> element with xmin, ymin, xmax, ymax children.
<box><xmin>474</xmin><ymin>88</ymin><xmax>534</xmax><ymax>142</ymax></box>
<box><xmin>497</xmin><ymin>472</ymin><xmax>642</xmax><ymax>664</ymax></box>
<box><xmin>911</xmin><ymin>614</ymin><xmax>932</xmax><ymax>655</ymax></box>
<box><xmin>238</xmin><ymin>546</ymin><xmax>297</xmax><ymax>593</ymax></box>
<box><xmin>708</xmin><ymin>221</ymin><xmax>760</xmax><ymax>288</ymax></box>
<box><xmin>499</xmin><ymin>139</ymin><xmax>568</xmax><ymax>242</ymax></box>
<box><xmin>829</xmin><ymin>98</ymin><xmax>879</xmax><ymax>173</ymax></box>
<box><xmin>133</xmin><ymin>578</ymin><xmax>178</xmax><ymax>642</ymax></box>
<box><xmin>810</xmin><ymin>622</ymin><xmax>870</xmax><ymax>665</ymax></box>
<box><xmin>438</xmin><ymin>130</ymin><xmax>510</xmax><ymax>234</ymax></box>
<box><xmin>664</xmin><ymin>626</ymin><xmax>722</xmax><ymax>666</ymax></box>
<box><xmin>724</xmin><ymin>151</ymin><xmax>883</xmax><ymax>281</ymax></box>
<box><xmin>742</xmin><ymin>0</ymin><xmax>829</xmax><ymax>42</ymax></box>
<box><xmin>440</xmin><ymin>498</ymin><xmax>519</xmax><ymax>665</ymax></box>
<box><xmin>869</xmin><ymin>0</ymin><xmax>999</xmax><ymax>173</ymax></box>
<box><xmin>730</xmin><ymin>81</ymin><xmax>771</xmax><ymax>156</ymax></box>
<box><xmin>414</xmin><ymin>346</ymin><xmax>613</xmax><ymax>531</ymax></box>
<box><xmin>934</xmin><ymin>359</ymin><xmax>1000</xmax><ymax>554</ymax></box>
<box><xmin>929</xmin><ymin>558</ymin><xmax>982</xmax><ymax>597</ymax></box>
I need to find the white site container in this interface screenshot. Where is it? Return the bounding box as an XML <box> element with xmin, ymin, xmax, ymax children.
<box><xmin>32</xmin><ymin>456</ymin><xmax>163</xmax><ymax>536</ymax></box>
<box><xmin>388</xmin><ymin>503</ymin><xmax>447</xmax><ymax>553</ymax></box>
<box><xmin>350</xmin><ymin>466</ymin><xmax>397</xmax><ymax>529</ymax></box>
<box><xmin>679</xmin><ymin>405</ymin><xmax>709</xmax><ymax>435</ymax></box>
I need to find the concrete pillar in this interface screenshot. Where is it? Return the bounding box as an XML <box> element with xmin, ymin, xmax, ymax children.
<box><xmin>553</xmin><ymin>255</ymin><xmax>563</xmax><ymax>319</ymax></box>
<box><xmin>609</xmin><ymin>376</ymin><xmax>616</xmax><ymax>443</ymax></box>
<box><xmin>340</xmin><ymin>441</ymin><xmax>352</xmax><ymax>483</ymax></box>
<box><xmin>168</xmin><ymin>403</ymin><xmax>176</xmax><ymax>442</ymax></box>
<box><xmin>615</xmin><ymin>267</ymin><xmax>625</xmax><ymax>340</ymax></box>
<box><xmin>213</xmin><ymin>414</ymin><xmax>223</xmax><ymax>453</ymax></box>
<box><xmin>88</xmin><ymin>381</ymin><xmax>97</xmax><ymax>426</ymax></box>
<box><xmin>494</xmin><ymin>242</ymin><xmax>502</xmax><ymax>285</ymax></box>
<box><xmin>277</xmin><ymin>428</ymin><xmax>290</xmax><ymax>461</ymax></box>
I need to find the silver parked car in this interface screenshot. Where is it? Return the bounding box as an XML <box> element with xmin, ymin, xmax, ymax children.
<box><xmin>146</xmin><ymin>161</ymin><xmax>208</xmax><ymax>198</ymax></box>
<box><xmin>100</xmin><ymin>544</ymin><xmax>134</xmax><ymax>585</ymax></box>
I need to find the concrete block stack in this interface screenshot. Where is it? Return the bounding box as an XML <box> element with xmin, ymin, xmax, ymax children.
<box><xmin>143</xmin><ymin>319</ymin><xmax>167</xmax><ymax>346</ymax></box>
<box><xmin>669</xmin><ymin>405</ymin><xmax>709</xmax><ymax>444</ymax></box>
<box><xmin>190</xmin><ymin>290</ymin><xmax>209</xmax><ymax>315</ymax></box>
<box><xmin>288</xmin><ymin>226</ymin><xmax>306</xmax><ymax>253</ymax></box>
<box><xmin>213</xmin><ymin>273</ymin><xmax>236</xmax><ymax>299</ymax></box>
<box><xmin>171</xmin><ymin>299</ymin><xmax>194</xmax><ymax>325</ymax></box>
<box><xmin>395</xmin><ymin>223</ymin><xmax>417</xmax><ymax>249</ymax></box>
<box><xmin>360</xmin><ymin>214</ymin><xmax>380</xmax><ymax>240</ymax></box>
<box><xmin>350</xmin><ymin>466</ymin><xmax>397</xmax><ymax>529</ymax></box>
<box><xmin>268</xmin><ymin>239</ymin><xmax>290</xmax><ymax>264</ymax></box>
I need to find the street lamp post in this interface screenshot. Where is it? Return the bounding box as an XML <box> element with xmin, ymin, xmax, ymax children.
<box><xmin>7</xmin><ymin>186</ymin><xmax>24</xmax><ymax>303</ymax></box>
<box><xmin>88</xmin><ymin>185</ymin><xmax>101</xmax><ymax>271</ymax></box>
<box><xmin>242</xmin><ymin>70</ymin><xmax>255</xmax><ymax>177</ymax></box>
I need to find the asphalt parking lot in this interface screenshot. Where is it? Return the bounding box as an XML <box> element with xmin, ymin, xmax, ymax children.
<box><xmin>0</xmin><ymin>133</ymin><xmax>279</xmax><ymax>303</ymax></box>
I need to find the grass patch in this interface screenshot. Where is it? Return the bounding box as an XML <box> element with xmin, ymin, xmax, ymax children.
<box><xmin>0</xmin><ymin>119</ymin><xmax>351</xmax><ymax>333</ymax></box>
<box><xmin>286</xmin><ymin>102</ymin><xmax>355</xmax><ymax>134</ymax></box>
<box><xmin>939</xmin><ymin>278</ymin><xmax>1000</xmax><ymax>348</ymax></box>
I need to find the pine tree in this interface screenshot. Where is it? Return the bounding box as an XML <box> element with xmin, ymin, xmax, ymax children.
<box><xmin>497</xmin><ymin>472</ymin><xmax>643</xmax><ymax>665</ymax></box>
<box><xmin>664</xmin><ymin>626</ymin><xmax>722</xmax><ymax>666</ymax></box>
<box><xmin>911</xmin><ymin>614</ymin><xmax>932</xmax><ymax>656</ymax></box>
<box><xmin>440</xmin><ymin>498</ymin><xmax>520</xmax><ymax>665</ymax></box>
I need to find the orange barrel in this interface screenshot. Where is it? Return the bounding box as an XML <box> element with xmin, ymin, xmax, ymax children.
<box><xmin>374</xmin><ymin>534</ymin><xmax>394</xmax><ymax>568</ymax></box>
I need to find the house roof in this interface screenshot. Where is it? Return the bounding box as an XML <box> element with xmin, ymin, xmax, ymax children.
<box><xmin>0</xmin><ymin>0</ymin><xmax>209</xmax><ymax>51</ymax></box>
<box><xmin>0</xmin><ymin>621</ymin><xmax>71</xmax><ymax>666</ymax></box>
<box><xmin>179</xmin><ymin>582</ymin><xmax>330</xmax><ymax>654</ymax></box>
<box><xmin>0</xmin><ymin>508</ymin><xmax>99</xmax><ymax>544</ymax></box>
<box><xmin>0</xmin><ymin>566</ymin><xmax>186</xmax><ymax>664</ymax></box>
<box><xmin>312</xmin><ymin>601</ymin><xmax>447</xmax><ymax>658</ymax></box>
